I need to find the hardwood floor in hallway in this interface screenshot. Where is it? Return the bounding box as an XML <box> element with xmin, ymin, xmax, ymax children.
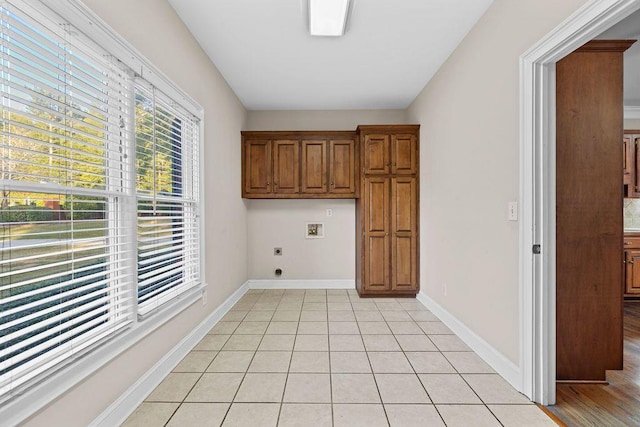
<box><xmin>548</xmin><ymin>302</ymin><xmax>640</xmax><ymax>426</ymax></box>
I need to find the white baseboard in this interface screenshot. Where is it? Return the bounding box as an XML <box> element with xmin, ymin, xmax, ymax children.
<box><xmin>416</xmin><ymin>292</ymin><xmax>522</xmax><ymax>392</ymax></box>
<box><xmin>91</xmin><ymin>281</ymin><xmax>250</xmax><ymax>427</ymax></box>
<box><xmin>248</xmin><ymin>279</ymin><xmax>355</xmax><ymax>289</ymax></box>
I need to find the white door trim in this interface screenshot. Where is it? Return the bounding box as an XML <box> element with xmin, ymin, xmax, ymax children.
<box><xmin>520</xmin><ymin>0</ymin><xmax>640</xmax><ymax>405</ymax></box>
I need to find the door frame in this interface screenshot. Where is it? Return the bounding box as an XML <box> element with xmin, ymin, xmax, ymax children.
<box><xmin>520</xmin><ymin>0</ymin><xmax>640</xmax><ymax>405</ymax></box>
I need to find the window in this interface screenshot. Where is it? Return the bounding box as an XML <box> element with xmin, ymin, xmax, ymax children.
<box><xmin>0</xmin><ymin>0</ymin><xmax>202</xmax><ymax>402</ymax></box>
<box><xmin>134</xmin><ymin>83</ymin><xmax>200</xmax><ymax>316</ymax></box>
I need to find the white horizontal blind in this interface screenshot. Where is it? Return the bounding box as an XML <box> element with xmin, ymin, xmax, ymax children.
<box><xmin>0</xmin><ymin>0</ymin><xmax>132</xmax><ymax>399</ymax></box>
<box><xmin>135</xmin><ymin>83</ymin><xmax>200</xmax><ymax>316</ymax></box>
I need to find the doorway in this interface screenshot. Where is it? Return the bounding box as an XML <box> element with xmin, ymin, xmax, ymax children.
<box><xmin>520</xmin><ymin>0</ymin><xmax>640</xmax><ymax>406</ymax></box>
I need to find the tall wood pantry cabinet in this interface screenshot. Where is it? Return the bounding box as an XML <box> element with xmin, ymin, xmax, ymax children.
<box><xmin>355</xmin><ymin>125</ymin><xmax>420</xmax><ymax>297</ymax></box>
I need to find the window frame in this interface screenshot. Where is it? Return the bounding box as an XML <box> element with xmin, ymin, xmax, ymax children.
<box><xmin>0</xmin><ymin>0</ymin><xmax>206</xmax><ymax>424</ymax></box>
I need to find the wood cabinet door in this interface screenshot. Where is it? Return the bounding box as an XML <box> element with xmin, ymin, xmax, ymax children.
<box><xmin>329</xmin><ymin>139</ymin><xmax>355</xmax><ymax>194</ymax></box>
<box><xmin>631</xmin><ymin>136</ymin><xmax>640</xmax><ymax>197</ymax></box>
<box><xmin>273</xmin><ymin>140</ymin><xmax>299</xmax><ymax>194</ymax></box>
<box><xmin>244</xmin><ymin>139</ymin><xmax>272</xmax><ymax>194</ymax></box>
<box><xmin>363</xmin><ymin>134</ymin><xmax>389</xmax><ymax>175</ymax></box>
<box><xmin>626</xmin><ymin>250</ymin><xmax>640</xmax><ymax>294</ymax></box>
<box><xmin>302</xmin><ymin>140</ymin><xmax>327</xmax><ymax>194</ymax></box>
<box><xmin>363</xmin><ymin>177</ymin><xmax>390</xmax><ymax>291</ymax></box>
<box><xmin>623</xmin><ymin>135</ymin><xmax>633</xmax><ymax>186</ymax></box>
<box><xmin>391</xmin><ymin>177</ymin><xmax>417</xmax><ymax>291</ymax></box>
<box><xmin>391</xmin><ymin>134</ymin><xmax>417</xmax><ymax>175</ymax></box>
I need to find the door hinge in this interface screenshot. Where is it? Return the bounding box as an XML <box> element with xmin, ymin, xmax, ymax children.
<box><xmin>532</xmin><ymin>244</ymin><xmax>541</xmax><ymax>254</ymax></box>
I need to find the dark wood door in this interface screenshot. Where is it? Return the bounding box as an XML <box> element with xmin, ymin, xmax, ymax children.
<box><xmin>392</xmin><ymin>134</ymin><xmax>417</xmax><ymax>175</ymax></box>
<box><xmin>391</xmin><ymin>177</ymin><xmax>417</xmax><ymax>291</ymax></box>
<box><xmin>329</xmin><ymin>139</ymin><xmax>355</xmax><ymax>195</ymax></box>
<box><xmin>301</xmin><ymin>140</ymin><xmax>327</xmax><ymax>194</ymax></box>
<box><xmin>364</xmin><ymin>134</ymin><xmax>389</xmax><ymax>175</ymax></box>
<box><xmin>625</xmin><ymin>250</ymin><xmax>640</xmax><ymax>295</ymax></box>
<box><xmin>556</xmin><ymin>40</ymin><xmax>632</xmax><ymax>381</ymax></box>
<box><xmin>363</xmin><ymin>177</ymin><xmax>390</xmax><ymax>292</ymax></box>
<box><xmin>244</xmin><ymin>139</ymin><xmax>271</xmax><ymax>195</ymax></box>
<box><xmin>273</xmin><ymin>140</ymin><xmax>299</xmax><ymax>194</ymax></box>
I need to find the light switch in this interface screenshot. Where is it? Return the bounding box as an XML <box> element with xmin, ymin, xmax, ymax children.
<box><xmin>508</xmin><ymin>202</ymin><xmax>518</xmax><ymax>221</ymax></box>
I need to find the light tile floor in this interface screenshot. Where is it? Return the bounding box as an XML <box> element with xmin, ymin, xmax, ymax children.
<box><xmin>123</xmin><ymin>289</ymin><xmax>557</xmax><ymax>427</ymax></box>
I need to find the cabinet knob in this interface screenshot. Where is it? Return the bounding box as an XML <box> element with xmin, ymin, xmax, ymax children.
<box><xmin>625</xmin><ymin>241</ymin><xmax>632</xmax><ymax>245</ymax></box>
<box><xmin>385</xmin><ymin>232</ymin><xmax>389</xmax><ymax>236</ymax></box>
<box><xmin>630</xmin><ymin>260</ymin><xmax>635</xmax><ymax>265</ymax></box>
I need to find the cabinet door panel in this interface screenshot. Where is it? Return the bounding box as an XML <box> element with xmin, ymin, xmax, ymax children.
<box><xmin>392</xmin><ymin>134</ymin><xmax>417</xmax><ymax>175</ymax></box>
<box><xmin>302</xmin><ymin>140</ymin><xmax>327</xmax><ymax>193</ymax></box>
<box><xmin>632</xmin><ymin>137</ymin><xmax>640</xmax><ymax>197</ymax></box>
<box><xmin>365</xmin><ymin>235</ymin><xmax>389</xmax><ymax>291</ymax></box>
<box><xmin>624</xmin><ymin>135</ymin><xmax>632</xmax><ymax>186</ymax></box>
<box><xmin>363</xmin><ymin>177</ymin><xmax>390</xmax><ymax>291</ymax></box>
<box><xmin>244</xmin><ymin>139</ymin><xmax>271</xmax><ymax>194</ymax></box>
<box><xmin>364</xmin><ymin>134</ymin><xmax>389</xmax><ymax>174</ymax></box>
<box><xmin>273</xmin><ymin>140</ymin><xmax>299</xmax><ymax>194</ymax></box>
<box><xmin>626</xmin><ymin>250</ymin><xmax>640</xmax><ymax>294</ymax></box>
<box><xmin>392</xmin><ymin>235</ymin><xmax>416</xmax><ymax>290</ymax></box>
<box><xmin>329</xmin><ymin>139</ymin><xmax>355</xmax><ymax>194</ymax></box>
<box><xmin>366</xmin><ymin>177</ymin><xmax>389</xmax><ymax>233</ymax></box>
<box><xmin>391</xmin><ymin>177</ymin><xmax>417</xmax><ymax>291</ymax></box>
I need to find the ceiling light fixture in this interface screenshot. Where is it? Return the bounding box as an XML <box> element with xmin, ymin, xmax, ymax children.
<box><xmin>309</xmin><ymin>0</ymin><xmax>350</xmax><ymax>37</ymax></box>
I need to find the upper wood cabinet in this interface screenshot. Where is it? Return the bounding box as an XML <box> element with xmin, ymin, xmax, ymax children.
<box><xmin>624</xmin><ymin>131</ymin><xmax>640</xmax><ymax>197</ymax></box>
<box><xmin>243</xmin><ymin>139</ymin><xmax>272</xmax><ymax>195</ymax></box>
<box><xmin>329</xmin><ymin>139</ymin><xmax>356</xmax><ymax>194</ymax></box>
<box><xmin>392</xmin><ymin>134</ymin><xmax>418</xmax><ymax>175</ymax></box>
<box><xmin>363</xmin><ymin>134</ymin><xmax>390</xmax><ymax>175</ymax></box>
<box><xmin>363</xmin><ymin>131</ymin><xmax>418</xmax><ymax>175</ymax></box>
<box><xmin>242</xmin><ymin>131</ymin><xmax>357</xmax><ymax>199</ymax></box>
<box><xmin>624</xmin><ymin>134</ymin><xmax>633</xmax><ymax>186</ymax></box>
<box><xmin>273</xmin><ymin>140</ymin><xmax>299</xmax><ymax>194</ymax></box>
<box><xmin>301</xmin><ymin>140</ymin><xmax>327</xmax><ymax>194</ymax></box>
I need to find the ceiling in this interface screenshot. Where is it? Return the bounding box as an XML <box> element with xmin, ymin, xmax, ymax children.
<box><xmin>167</xmin><ymin>0</ymin><xmax>494</xmax><ymax>110</ymax></box>
<box><xmin>598</xmin><ymin>9</ymin><xmax>640</xmax><ymax>106</ymax></box>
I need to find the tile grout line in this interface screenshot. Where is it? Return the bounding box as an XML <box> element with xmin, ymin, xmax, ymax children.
<box><xmin>327</xmin><ymin>290</ymin><xmax>335</xmax><ymax>427</ymax></box>
<box><xmin>159</xmin><ymin>298</ymin><xmax>248</xmax><ymax>426</ymax></box>
<box><xmin>220</xmin><ymin>289</ymin><xmax>270</xmax><ymax>425</ymax></box>
<box><xmin>392</xmin><ymin>297</ymin><xmax>448</xmax><ymax>426</ymax></box>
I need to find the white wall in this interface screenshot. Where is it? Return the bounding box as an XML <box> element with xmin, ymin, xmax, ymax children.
<box><xmin>406</xmin><ymin>0</ymin><xmax>589</xmax><ymax>364</ymax></box>
<box><xmin>23</xmin><ymin>1</ymin><xmax>247</xmax><ymax>425</ymax></box>
<box><xmin>246</xmin><ymin>109</ymin><xmax>408</xmax><ymax>131</ymax></box>
<box><xmin>625</xmin><ymin>118</ymin><xmax>640</xmax><ymax>128</ymax></box>
<box><xmin>247</xmin><ymin>199</ymin><xmax>354</xmax><ymax>279</ymax></box>
<box><xmin>245</xmin><ymin>109</ymin><xmax>407</xmax><ymax>282</ymax></box>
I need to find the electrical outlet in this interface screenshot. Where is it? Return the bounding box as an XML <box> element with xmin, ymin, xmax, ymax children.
<box><xmin>274</xmin><ymin>247</ymin><xmax>282</xmax><ymax>256</ymax></box>
<box><xmin>202</xmin><ymin>290</ymin><xmax>208</xmax><ymax>306</ymax></box>
<box><xmin>442</xmin><ymin>283</ymin><xmax>447</xmax><ymax>296</ymax></box>
<box><xmin>326</xmin><ymin>208</ymin><xmax>333</xmax><ymax>217</ymax></box>
<box><xmin>508</xmin><ymin>201</ymin><xmax>518</xmax><ymax>221</ymax></box>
